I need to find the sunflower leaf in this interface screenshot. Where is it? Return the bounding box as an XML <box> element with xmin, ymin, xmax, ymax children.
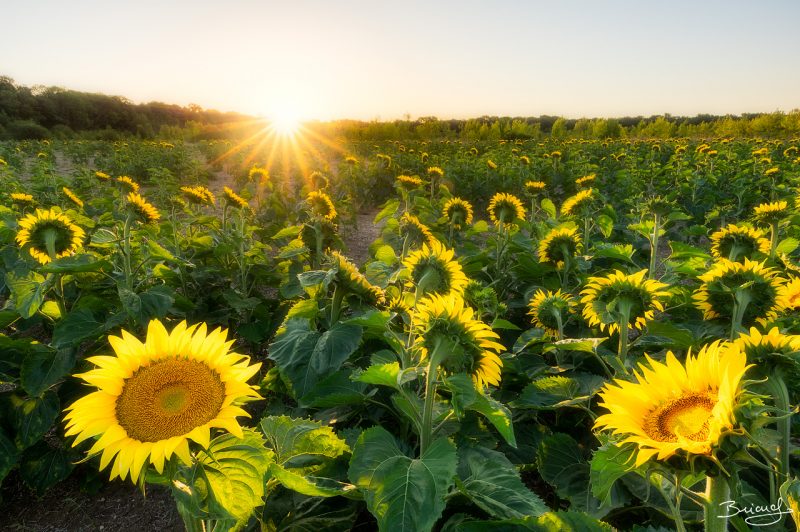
<box><xmin>348</xmin><ymin>426</ymin><xmax>457</xmax><ymax>532</ymax></box>
<box><xmin>259</xmin><ymin>415</ymin><xmax>349</xmax><ymax>471</ymax></box>
<box><xmin>5</xmin><ymin>270</ymin><xmax>53</xmax><ymax>319</ymax></box>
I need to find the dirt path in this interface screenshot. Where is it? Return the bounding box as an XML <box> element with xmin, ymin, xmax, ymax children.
<box><xmin>342</xmin><ymin>211</ymin><xmax>384</xmax><ymax>265</ymax></box>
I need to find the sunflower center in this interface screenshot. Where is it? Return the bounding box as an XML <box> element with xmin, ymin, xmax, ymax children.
<box><xmin>644</xmin><ymin>394</ymin><xmax>715</xmax><ymax>443</ymax></box>
<box><xmin>116</xmin><ymin>358</ymin><xmax>225</xmax><ymax>442</ymax></box>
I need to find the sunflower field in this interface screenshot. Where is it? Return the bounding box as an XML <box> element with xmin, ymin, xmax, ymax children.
<box><xmin>1</xmin><ymin>135</ymin><xmax>800</xmax><ymax>531</ymax></box>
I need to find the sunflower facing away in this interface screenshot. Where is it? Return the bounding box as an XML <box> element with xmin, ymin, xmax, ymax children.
<box><xmin>693</xmin><ymin>259</ymin><xmax>786</xmax><ymax>327</ymax></box>
<box><xmin>181</xmin><ymin>186</ymin><xmax>216</xmax><ymax>206</ymax></box>
<box><xmin>62</xmin><ymin>187</ymin><xmax>84</xmax><ymax>209</ymax></box>
<box><xmin>307</xmin><ymin>191</ymin><xmax>337</xmax><ymax>221</ymax></box>
<box><xmin>222</xmin><ymin>187</ymin><xmax>250</xmax><ymax>210</ymax></box>
<box><xmin>116</xmin><ymin>176</ymin><xmax>140</xmax><ymax>193</ymax></box>
<box><xmin>487</xmin><ymin>192</ymin><xmax>526</xmax><ymax>228</ymax></box>
<box><xmin>733</xmin><ymin>326</ymin><xmax>800</xmax><ymax>370</ymax></box>
<box><xmin>538</xmin><ymin>226</ymin><xmax>583</xmax><ymax>267</ymax></box>
<box><xmin>581</xmin><ymin>269</ymin><xmax>670</xmax><ymax>333</ymax></box>
<box><xmin>575</xmin><ymin>174</ymin><xmax>596</xmax><ymax>188</ymax></box>
<box><xmin>595</xmin><ymin>341</ymin><xmax>749</xmax><ymax>467</ymax></box>
<box><xmin>710</xmin><ymin>224</ymin><xmax>770</xmax><ymax>261</ymax></box>
<box><xmin>442</xmin><ymin>197</ymin><xmax>474</xmax><ymax>229</ymax></box>
<box><xmin>327</xmin><ymin>250</ymin><xmax>385</xmax><ymax>305</ymax></box>
<box><xmin>400</xmin><ymin>212</ymin><xmax>438</xmax><ymax>248</ymax></box>
<box><xmin>95</xmin><ymin>171</ymin><xmax>111</xmax><ymax>181</ymax></box>
<box><xmin>127</xmin><ymin>192</ymin><xmax>161</xmax><ymax>224</ymax></box>
<box><xmin>528</xmin><ymin>289</ymin><xmax>575</xmax><ymax>337</ymax></box>
<box><xmin>64</xmin><ymin>319</ymin><xmax>262</xmax><ymax>483</ymax></box>
<box><xmin>412</xmin><ymin>294</ymin><xmax>505</xmax><ymax>389</ymax></box>
<box><xmin>10</xmin><ymin>192</ymin><xmax>34</xmax><ymax>207</ymax></box>
<box><xmin>524</xmin><ymin>180</ymin><xmax>546</xmax><ymax>195</ymax></box>
<box><xmin>560</xmin><ymin>188</ymin><xmax>595</xmax><ymax>217</ymax></box>
<box><xmin>16</xmin><ymin>208</ymin><xmax>85</xmax><ymax>265</ymax></box>
<box><xmin>753</xmin><ymin>200</ymin><xmax>788</xmax><ymax>226</ymax></box>
<box><xmin>396</xmin><ymin>174</ymin><xmax>424</xmax><ymax>190</ymax></box>
<box><xmin>403</xmin><ymin>240</ymin><xmax>468</xmax><ymax>297</ymax></box>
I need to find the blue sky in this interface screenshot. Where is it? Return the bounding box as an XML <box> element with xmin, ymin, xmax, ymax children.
<box><xmin>2</xmin><ymin>0</ymin><xmax>799</xmax><ymax>120</ymax></box>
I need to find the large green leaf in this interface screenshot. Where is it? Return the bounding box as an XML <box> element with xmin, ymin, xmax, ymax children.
<box><xmin>19</xmin><ymin>441</ymin><xmax>74</xmax><ymax>494</ymax></box>
<box><xmin>514</xmin><ymin>374</ymin><xmax>603</xmax><ymax>410</ymax></box>
<box><xmin>0</xmin><ymin>428</ymin><xmax>18</xmax><ymax>484</ymax></box>
<box><xmin>268</xmin><ymin>320</ymin><xmax>362</xmax><ymax>398</ymax></box>
<box><xmin>52</xmin><ymin>308</ymin><xmax>105</xmax><ymax>348</ymax></box>
<box><xmin>441</xmin><ymin>511</ymin><xmax>612</xmax><ymax>531</ymax></box>
<box><xmin>349</xmin><ymin>426</ymin><xmax>457</xmax><ymax>532</ymax></box>
<box><xmin>354</xmin><ymin>361</ymin><xmax>403</xmax><ymax>390</ymax></box>
<box><xmin>173</xmin><ymin>429</ymin><xmax>273</xmax><ymax>525</ymax></box>
<box><xmin>589</xmin><ymin>440</ymin><xmax>637</xmax><ymax>506</ymax></box>
<box><xmin>537</xmin><ymin>433</ymin><xmax>606</xmax><ymax>517</ymax></box>
<box><xmin>456</xmin><ymin>445</ymin><xmax>547</xmax><ymax>520</ymax></box>
<box><xmin>444</xmin><ymin>374</ymin><xmax>516</xmax><ymax>447</ymax></box>
<box><xmin>11</xmin><ymin>391</ymin><xmax>60</xmax><ymax>449</ymax></box>
<box><xmin>20</xmin><ymin>347</ymin><xmax>77</xmax><ymax>396</ymax></box>
<box><xmin>268</xmin><ymin>463</ymin><xmax>356</xmax><ymax>498</ymax></box>
<box><xmin>6</xmin><ymin>270</ymin><xmax>53</xmax><ymax>319</ymax></box>
<box><xmin>40</xmin><ymin>254</ymin><xmax>111</xmax><ymax>273</ymax></box>
<box><xmin>259</xmin><ymin>415</ymin><xmax>349</xmax><ymax>471</ymax></box>
<box><xmin>298</xmin><ymin>369</ymin><xmax>368</xmax><ymax>408</ymax></box>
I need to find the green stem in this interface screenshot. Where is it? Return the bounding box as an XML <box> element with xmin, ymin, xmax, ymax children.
<box><xmin>766</xmin><ymin>370</ymin><xmax>792</xmax><ymax>479</ymax></box>
<box><xmin>703</xmin><ymin>474</ymin><xmax>731</xmax><ymax>532</ymax></box>
<box><xmin>420</xmin><ymin>339</ymin><xmax>448</xmax><ymax>456</ymax></box>
<box><xmin>583</xmin><ymin>215</ymin><xmax>591</xmax><ymax>248</ymax></box>
<box><xmin>330</xmin><ymin>285</ymin><xmax>345</xmax><ymax>324</ymax></box>
<box><xmin>656</xmin><ymin>474</ymin><xmax>687</xmax><ymax>532</ymax></box>
<box><xmin>239</xmin><ymin>209</ymin><xmax>248</xmax><ymax>295</ymax></box>
<box><xmin>769</xmin><ymin>222</ymin><xmax>778</xmax><ymax>258</ymax></box>
<box><xmin>122</xmin><ymin>213</ymin><xmax>133</xmax><ymax>291</ymax></box>
<box><xmin>616</xmin><ymin>299</ymin><xmax>633</xmax><ymax>372</ymax></box>
<box><xmin>649</xmin><ymin>212</ymin><xmax>660</xmax><ymax>279</ymax></box>
<box><xmin>729</xmin><ymin>289</ymin><xmax>751</xmax><ymax>340</ymax></box>
<box><xmin>551</xmin><ymin>307</ymin><xmax>564</xmax><ymax>342</ymax></box>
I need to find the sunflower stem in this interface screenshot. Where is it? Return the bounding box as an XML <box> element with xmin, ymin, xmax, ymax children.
<box><xmin>769</xmin><ymin>222</ymin><xmax>778</xmax><ymax>258</ymax></box>
<box><xmin>616</xmin><ymin>299</ymin><xmax>633</xmax><ymax>372</ymax></box>
<box><xmin>649</xmin><ymin>212</ymin><xmax>660</xmax><ymax>279</ymax></box>
<box><xmin>122</xmin><ymin>213</ymin><xmax>133</xmax><ymax>291</ymax></box>
<box><xmin>729</xmin><ymin>289</ymin><xmax>751</xmax><ymax>340</ymax></box>
<box><xmin>41</xmin><ymin>227</ymin><xmax>59</xmax><ymax>261</ymax></box>
<box><xmin>656</xmin><ymin>473</ymin><xmax>687</xmax><ymax>532</ymax></box>
<box><xmin>765</xmin><ymin>370</ymin><xmax>792</xmax><ymax>480</ymax></box>
<box><xmin>703</xmin><ymin>474</ymin><xmax>731</xmax><ymax>532</ymax></box>
<box><xmin>330</xmin><ymin>284</ymin><xmax>345</xmax><ymax>325</ymax></box>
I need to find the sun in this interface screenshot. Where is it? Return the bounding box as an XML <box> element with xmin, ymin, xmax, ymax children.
<box><xmin>270</xmin><ymin>109</ymin><xmax>303</xmax><ymax>136</ymax></box>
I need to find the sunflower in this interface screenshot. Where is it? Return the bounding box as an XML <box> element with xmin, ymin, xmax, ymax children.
<box><xmin>248</xmin><ymin>166</ymin><xmax>269</xmax><ymax>183</ymax></box>
<box><xmin>710</xmin><ymin>224</ymin><xmax>770</xmax><ymax>261</ymax></box>
<box><xmin>308</xmin><ymin>171</ymin><xmax>329</xmax><ymax>191</ymax></box>
<box><xmin>400</xmin><ymin>212</ymin><xmax>437</xmax><ymax>248</ymax></box>
<box><xmin>778</xmin><ymin>277</ymin><xmax>800</xmax><ymax>310</ymax></box>
<box><xmin>345</xmin><ymin>156</ymin><xmax>358</xmax><ymax>165</ymax></box>
<box><xmin>412</xmin><ymin>294</ymin><xmax>505</xmax><ymax>389</ymax></box>
<box><xmin>403</xmin><ymin>240</ymin><xmax>468</xmax><ymax>297</ymax></box>
<box><xmin>306</xmin><ymin>191</ymin><xmax>337</xmax><ymax>221</ymax></box>
<box><xmin>487</xmin><ymin>192</ymin><xmax>526</xmax><ymax>228</ymax></box>
<box><xmin>63</xmin><ymin>187</ymin><xmax>84</xmax><ymax>209</ymax></box>
<box><xmin>396</xmin><ymin>174</ymin><xmax>424</xmax><ymax>190</ymax></box>
<box><xmin>524</xmin><ymin>180</ymin><xmax>546</xmax><ymax>195</ymax></box>
<box><xmin>180</xmin><ymin>186</ymin><xmax>216</xmax><ymax>206</ymax></box>
<box><xmin>64</xmin><ymin>319</ymin><xmax>262</xmax><ymax>483</ymax></box>
<box><xmin>327</xmin><ymin>250</ymin><xmax>385</xmax><ymax>305</ymax></box>
<box><xmin>528</xmin><ymin>289</ymin><xmax>575</xmax><ymax>337</ymax></box>
<box><xmin>427</xmin><ymin>166</ymin><xmax>444</xmax><ymax>178</ymax></box>
<box><xmin>487</xmin><ymin>160</ymin><xmax>498</xmax><ymax>170</ymax></box>
<box><xmin>753</xmin><ymin>200</ymin><xmax>788</xmax><ymax>226</ymax></box>
<box><xmin>733</xmin><ymin>327</ymin><xmax>800</xmax><ymax>369</ymax></box>
<box><xmin>10</xmin><ymin>192</ymin><xmax>34</xmax><ymax>206</ymax></box>
<box><xmin>127</xmin><ymin>192</ymin><xmax>161</xmax><ymax>224</ymax></box>
<box><xmin>222</xmin><ymin>187</ymin><xmax>249</xmax><ymax>210</ymax></box>
<box><xmin>561</xmin><ymin>189</ymin><xmax>595</xmax><ymax>217</ymax></box>
<box><xmin>116</xmin><ymin>176</ymin><xmax>140</xmax><ymax>193</ymax></box>
<box><xmin>519</xmin><ymin>155</ymin><xmax>531</xmax><ymax>165</ymax></box>
<box><xmin>581</xmin><ymin>269</ymin><xmax>670</xmax><ymax>333</ymax></box>
<box><xmin>693</xmin><ymin>259</ymin><xmax>785</xmax><ymax>327</ymax></box>
<box><xmin>595</xmin><ymin>341</ymin><xmax>749</xmax><ymax>467</ymax></box>
<box><xmin>442</xmin><ymin>197</ymin><xmax>474</xmax><ymax>229</ymax></box>
<box><xmin>16</xmin><ymin>208</ymin><xmax>85</xmax><ymax>265</ymax></box>
<box><xmin>95</xmin><ymin>171</ymin><xmax>111</xmax><ymax>181</ymax></box>
<box><xmin>765</xmin><ymin>167</ymin><xmax>779</xmax><ymax>177</ymax></box>
<box><xmin>575</xmin><ymin>174</ymin><xmax>596</xmax><ymax>187</ymax></box>
<box><xmin>538</xmin><ymin>226</ymin><xmax>582</xmax><ymax>267</ymax></box>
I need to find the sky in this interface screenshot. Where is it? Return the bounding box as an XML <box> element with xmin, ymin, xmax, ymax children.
<box><xmin>2</xmin><ymin>0</ymin><xmax>799</xmax><ymax>121</ymax></box>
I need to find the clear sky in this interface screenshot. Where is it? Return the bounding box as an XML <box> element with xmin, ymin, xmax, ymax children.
<box><xmin>2</xmin><ymin>0</ymin><xmax>799</xmax><ymax>121</ymax></box>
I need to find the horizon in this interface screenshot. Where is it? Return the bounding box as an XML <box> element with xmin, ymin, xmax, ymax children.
<box><xmin>4</xmin><ymin>0</ymin><xmax>800</xmax><ymax>122</ymax></box>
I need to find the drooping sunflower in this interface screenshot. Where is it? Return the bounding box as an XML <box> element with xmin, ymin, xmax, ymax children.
<box><xmin>64</xmin><ymin>319</ymin><xmax>262</xmax><ymax>483</ymax></box>
<box><xmin>412</xmin><ymin>294</ymin><xmax>505</xmax><ymax>389</ymax></box>
<box><xmin>595</xmin><ymin>341</ymin><xmax>749</xmax><ymax>467</ymax></box>
<box><xmin>575</xmin><ymin>174</ymin><xmax>596</xmax><ymax>188</ymax></box>
<box><xmin>222</xmin><ymin>187</ymin><xmax>249</xmax><ymax>210</ymax></box>
<box><xmin>581</xmin><ymin>269</ymin><xmax>670</xmax><ymax>333</ymax></box>
<box><xmin>306</xmin><ymin>191</ymin><xmax>337</xmax><ymax>221</ymax></box>
<box><xmin>487</xmin><ymin>192</ymin><xmax>526</xmax><ymax>228</ymax></box>
<box><xmin>538</xmin><ymin>226</ymin><xmax>582</xmax><ymax>267</ymax></box>
<box><xmin>753</xmin><ymin>200</ymin><xmax>788</xmax><ymax>226</ymax></box>
<box><xmin>127</xmin><ymin>192</ymin><xmax>161</xmax><ymax>224</ymax></box>
<box><xmin>62</xmin><ymin>187</ymin><xmax>84</xmax><ymax>209</ymax></box>
<box><xmin>528</xmin><ymin>289</ymin><xmax>575</xmax><ymax>337</ymax></box>
<box><xmin>487</xmin><ymin>159</ymin><xmax>498</xmax><ymax>170</ymax></box>
<box><xmin>442</xmin><ymin>197</ymin><xmax>474</xmax><ymax>229</ymax></box>
<box><xmin>95</xmin><ymin>171</ymin><xmax>111</xmax><ymax>181</ymax></box>
<box><xmin>180</xmin><ymin>186</ymin><xmax>216</xmax><ymax>206</ymax></box>
<box><xmin>400</xmin><ymin>212</ymin><xmax>437</xmax><ymax>248</ymax></box>
<box><xmin>10</xmin><ymin>192</ymin><xmax>34</xmax><ymax>207</ymax></box>
<box><xmin>396</xmin><ymin>174</ymin><xmax>424</xmax><ymax>190</ymax></box>
<box><xmin>327</xmin><ymin>250</ymin><xmax>385</xmax><ymax>305</ymax></box>
<box><xmin>560</xmin><ymin>188</ymin><xmax>595</xmax><ymax>217</ymax></box>
<box><xmin>16</xmin><ymin>208</ymin><xmax>85</xmax><ymax>265</ymax></box>
<box><xmin>403</xmin><ymin>240</ymin><xmax>468</xmax><ymax>297</ymax></box>
<box><xmin>116</xmin><ymin>176</ymin><xmax>140</xmax><ymax>193</ymax></box>
<box><xmin>710</xmin><ymin>224</ymin><xmax>770</xmax><ymax>261</ymax></box>
<box><xmin>524</xmin><ymin>180</ymin><xmax>546</xmax><ymax>195</ymax></box>
<box><xmin>693</xmin><ymin>259</ymin><xmax>786</xmax><ymax>327</ymax></box>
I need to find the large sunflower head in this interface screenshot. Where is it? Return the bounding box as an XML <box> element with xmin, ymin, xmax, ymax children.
<box><xmin>403</xmin><ymin>240</ymin><xmax>468</xmax><ymax>297</ymax></box>
<box><xmin>753</xmin><ymin>200</ymin><xmax>788</xmax><ymax>226</ymax></box>
<box><xmin>538</xmin><ymin>226</ymin><xmax>582</xmax><ymax>267</ymax></box>
<box><xmin>222</xmin><ymin>187</ymin><xmax>250</xmax><ymax>210</ymax></box>
<box><xmin>710</xmin><ymin>224</ymin><xmax>770</xmax><ymax>262</ymax></box>
<box><xmin>326</xmin><ymin>250</ymin><xmax>385</xmax><ymax>305</ymax></box>
<box><xmin>63</xmin><ymin>187</ymin><xmax>84</xmax><ymax>209</ymax></box>
<box><xmin>693</xmin><ymin>259</ymin><xmax>786</xmax><ymax>327</ymax></box>
<box><xmin>16</xmin><ymin>208</ymin><xmax>85</xmax><ymax>265</ymax></box>
<box><xmin>581</xmin><ymin>269</ymin><xmax>670</xmax><ymax>333</ymax></box>
<box><xmin>528</xmin><ymin>289</ymin><xmax>575</xmax><ymax>337</ymax></box>
<box><xmin>126</xmin><ymin>192</ymin><xmax>161</xmax><ymax>224</ymax></box>
<box><xmin>595</xmin><ymin>341</ymin><xmax>749</xmax><ymax>467</ymax></box>
<box><xmin>306</xmin><ymin>191</ymin><xmax>337</xmax><ymax>221</ymax></box>
<box><xmin>488</xmin><ymin>192</ymin><xmax>526</xmax><ymax>228</ymax></box>
<box><xmin>442</xmin><ymin>197</ymin><xmax>474</xmax><ymax>229</ymax></box>
<box><xmin>400</xmin><ymin>212</ymin><xmax>437</xmax><ymax>248</ymax></box>
<box><xmin>412</xmin><ymin>294</ymin><xmax>505</xmax><ymax>389</ymax></box>
<box><xmin>561</xmin><ymin>188</ymin><xmax>595</xmax><ymax>217</ymax></box>
<box><xmin>64</xmin><ymin>319</ymin><xmax>262</xmax><ymax>483</ymax></box>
